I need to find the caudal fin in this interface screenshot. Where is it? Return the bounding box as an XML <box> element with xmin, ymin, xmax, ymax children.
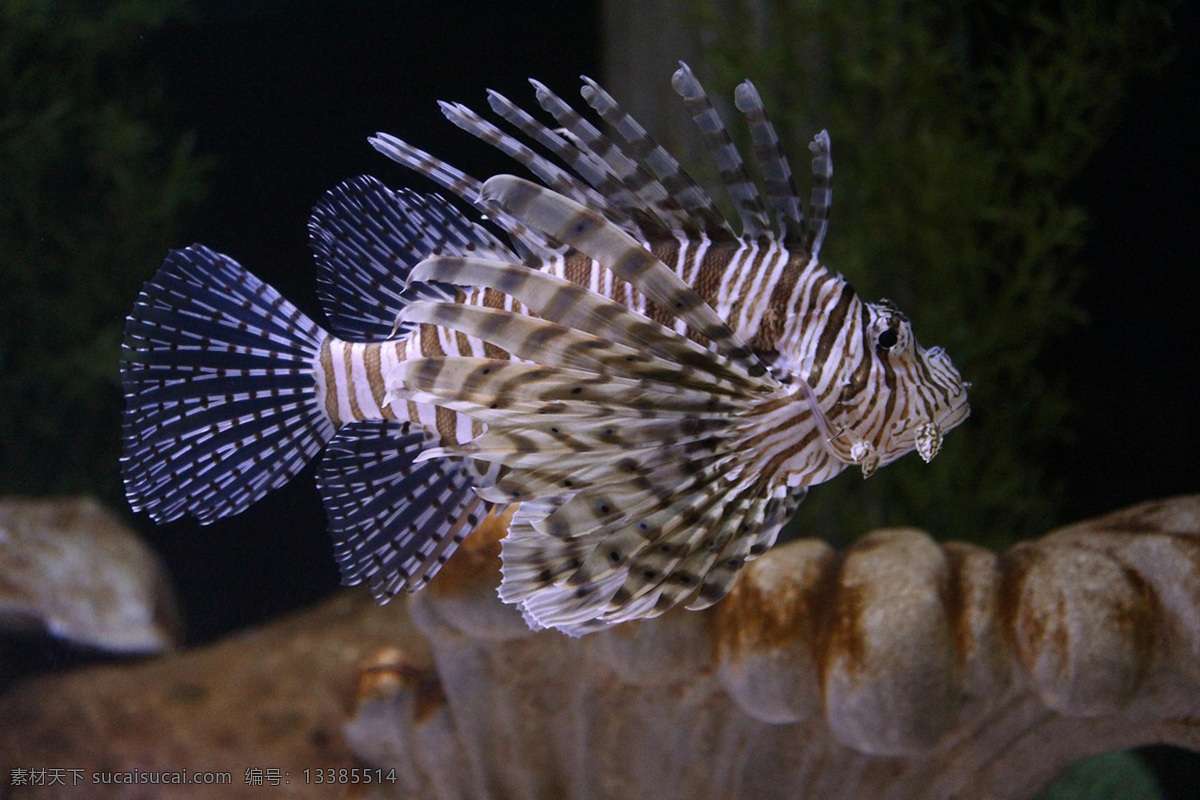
<box><xmin>121</xmin><ymin>245</ymin><xmax>335</xmax><ymax>524</ymax></box>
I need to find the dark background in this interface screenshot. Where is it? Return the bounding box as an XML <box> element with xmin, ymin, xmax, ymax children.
<box><xmin>1052</xmin><ymin>2</ymin><xmax>1197</xmax><ymax>526</ymax></box>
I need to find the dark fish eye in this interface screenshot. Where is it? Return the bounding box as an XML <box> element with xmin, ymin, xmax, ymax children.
<box><xmin>877</xmin><ymin>328</ymin><xmax>900</xmax><ymax>350</ymax></box>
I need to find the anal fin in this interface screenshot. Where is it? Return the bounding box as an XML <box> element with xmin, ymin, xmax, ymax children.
<box><xmin>317</xmin><ymin>419</ymin><xmax>487</xmax><ymax>599</ymax></box>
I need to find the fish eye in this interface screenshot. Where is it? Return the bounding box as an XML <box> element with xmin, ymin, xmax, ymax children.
<box><xmin>870</xmin><ymin>307</ymin><xmax>908</xmax><ymax>354</ymax></box>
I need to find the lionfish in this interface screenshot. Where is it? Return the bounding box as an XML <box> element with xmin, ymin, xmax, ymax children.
<box><xmin>121</xmin><ymin>64</ymin><xmax>969</xmax><ymax>634</ymax></box>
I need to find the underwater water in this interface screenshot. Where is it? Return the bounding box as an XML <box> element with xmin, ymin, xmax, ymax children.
<box><xmin>1</xmin><ymin>1</ymin><xmax>1196</xmax><ymax>798</ymax></box>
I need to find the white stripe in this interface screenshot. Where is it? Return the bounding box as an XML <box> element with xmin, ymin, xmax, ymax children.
<box><xmin>718</xmin><ymin>240</ymin><xmax>757</xmax><ymax>322</ymax></box>
<box><xmin>774</xmin><ymin>256</ymin><xmax>827</xmax><ymax>374</ymax></box>
<box><xmin>736</xmin><ymin>240</ymin><xmax>784</xmax><ymax>335</ymax></box>
<box><xmin>349</xmin><ymin>343</ymin><xmax>381</xmax><ymax>418</ymax></box>
<box><xmin>437</xmin><ymin>321</ymin><xmax>458</xmax><ymax>358</ymax></box>
<box><xmin>330</xmin><ymin>340</ymin><xmax>354</xmax><ymax>423</ymax></box>
<box><xmin>688</xmin><ymin>236</ymin><xmax>711</xmax><ymax>287</ymax></box>
<box><xmin>380</xmin><ymin>341</ymin><xmax>412</xmax><ymax>423</ymax></box>
<box><xmin>599</xmin><ymin>256</ymin><xmax>613</xmax><ymax>300</ymax></box>
<box><xmin>455</xmin><ymin>405</ymin><xmax>475</xmax><ymax>444</ymax></box>
<box><xmin>415</xmin><ymin>399</ymin><xmax>440</xmax><ymax>432</ymax></box>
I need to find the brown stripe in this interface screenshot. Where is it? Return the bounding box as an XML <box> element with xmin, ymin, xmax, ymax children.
<box><xmin>483</xmin><ymin>340</ymin><xmax>510</xmax><ymax>360</ymax></box>
<box><xmin>739</xmin><ymin>403</ymin><xmax>810</xmax><ymax>452</ymax></box>
<box><xmin>364</xmin><ymin>343</ymin><xmax>394</xmax><ymax>419</ymax></box>
<box><xmin>842</xmin><ymin>347</ymin><xmax>872</xmax><ymax>401</ymax></box>
<box><xmin>877</xmin><ymin>359</ymin><xmax>899</xmax><ymax>445</ymax></box>
<box><xmin>651</xmin><ymin>238</ymin><xmax>684</xmax><ymax>279</ymax></box>
<box><xmin>809</xmin><ymin>281</ymin><xmax>856</xmax><ymax>386</ymax></box>
<box><xmin>694</xmin><ymin>241</ymin><xmax>737</xmax><ymax>310</ymax></box>
<box><xmin>435</xmin><ymin>405</ymin><xmax>457</xmax><ymax>441</ymax></box>
<box><xmin>419</xmin><ymin>322</ymin><xmax>445</xmax><ymax>357</ymax></box>
<box><xmin>853</xmin><ymin>365</ymin><xmax>887</xmax><ymax>433</ymax></box>
<box><xmin>763</xmin><ymin>425</ymin><xmax>822</xmax><ymax>478</ymax></box>
<box><xmin>319</xmin><ymin>337</ymin><xmax>342</xmax><ymax>427</ymax></box>
<box><xmin>454</xmin><ymin>328</ymin><xmax>474</xmax><ymax>358</ymax></box>
<box><xmin>482</xmin><ymin>287</ymin><xmax>507</xmax><ymax>309</ymax></box>
<box><xmin>797</xmin><ymin>270</ymin><xmax>823</xmax><ymax>338</ymax></box>
<box><xmin>750</xmin><ymin>251</ymin><xmax>804</xmax><ymax>353</ymax></box>
<box><xmin>343</xmin><ymin>342</ymin><xmax>363</xmax><ymax>421</ymax></box>
<box><xmin>914</xmin><ymin>350</ymin><xmax>953</xmax><ymax>407</ymax></box>
<box><xmin>564</xmin><ymin>251</ymin><xmax>592</xmax><ymax>287</ymax></box>
<box><xmin>642</xmin><ymin>296</ymin><xmax>678</xmax><ymax>334</ymax></box>
<box><xmin>727</xmin><ymin>242</ymin><xmax>771</xmax><ymax>324</ymax></box>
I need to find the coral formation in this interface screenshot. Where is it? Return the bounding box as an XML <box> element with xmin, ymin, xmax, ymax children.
<box><xmin>346</xmin><ymin>496</ymin><xmax>1199</xmax><ymax>798</ymax></box>
<box><xmin>2</xmin><ymin>497</ymin><xmax>1196</xmax><ymax>799</ymax></box>
<box><xmin>0</xmin><ymin>497</ymin><xmax>177</xmax><ymax>654</ymax></box>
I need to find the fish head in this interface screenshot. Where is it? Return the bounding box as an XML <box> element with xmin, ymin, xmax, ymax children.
<box><xmin>836</xmin><ymin>299</ymin><xmax>971</xmax><ymax>473</ymax></box>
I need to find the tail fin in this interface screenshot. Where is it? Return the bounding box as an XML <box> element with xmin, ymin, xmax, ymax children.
<box><xmin>121</xmin><ymin>245</ymin><xmax>335</xmax><ymax>524</ymax></box>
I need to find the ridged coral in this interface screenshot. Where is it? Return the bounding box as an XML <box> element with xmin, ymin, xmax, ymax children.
<box><xmin>348</xmin><ymin>496</ymin><xmax>1200</xmax><ymax>799</ymax></box>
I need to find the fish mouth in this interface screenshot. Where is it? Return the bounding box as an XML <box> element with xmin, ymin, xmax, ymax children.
<box><xmin>938</xmin><ymin>392</ymin><xmax>971</xmax><ymax>432</ymax></box>
<box><xmin>885</xmin><ymin>391</ymin><xmax>969</xmax><ymax>457</ymax></box>
<box><xmin>796</xmin><ymin>376</ymin><xmax>971</xmax><ymax>472</ymax></box>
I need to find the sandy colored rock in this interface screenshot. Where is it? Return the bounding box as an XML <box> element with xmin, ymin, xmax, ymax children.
<box><xmin>2</xmin><ymin>497</ymin><xmax>1198</xmax><ymax>799</ymax></box>
<box><xmin>0</xmin><ymin>591</ymin><xmax>426</xmax><ymax>799</ymax></box>
<box><xmin>712</xmin><ymin>537</ymin><xmax>834</xmax><ymax>724</ymax></box>
<box><xmin>364</xmin><ymin>496</ymin><xmax>1200</xmax><ymax>799</ymax></box>
<box><xmin>0</xmin><ymin>497</ymin><xmax>178</xmax><ymax>653</ymax></box>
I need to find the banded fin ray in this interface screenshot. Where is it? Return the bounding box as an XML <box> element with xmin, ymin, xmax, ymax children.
<box><xmin>367</xmin><ymin>132</ymin><xmax>565</xmax><ymax>261</ymax></box>
<box><xmin>733</xmin><ymin>80</ymin><xmax>806</xmax><ymax>244</ymax></box>
<box><xmin>437</xmin><ymin>101</ymin><xmax>624</xmax><ymax>227</ymax></box>
<box><xmin>532</xmin><ymin>459</ymin><xmax>757</xmax><ymax>598</ymax></box>
<box><xmin>683</xmin><ymin>485</ymin><xmax>799</xmax><ymax>612</ymax></box>
<box><xmin>494</xmin><ymin>453</ymin><xmax>740</xmax><ymax>605</ymax></box>
<box><xmin>478</xmin><ymin>176</ymin><xmax>770</xmax><ymax>379</ymax></box>
<box><xmin>530</xmin><ymin>79</ymin><xmax>694</xmax><ymax>238</ymax></box>
<box><xmin>436</xmin><ymin>422</ymin><xmax>730</xmax><ymax>475</ymax></box>
<box><xmin>485</xmin><ymin>89</ymin><xmax>671</xmax><ymax>241</ymax></box>
<box><xmin>398</xmin><ymin>300</ymin><xmax>753</xmax><ymax>396</ymax></box>
<box><xmin>500</xmin><ymin>459</ymin><xmax>791</xmax><ymax>635</ymax></box>
<box><xmin>579</xmin><ymin>77</ymin><xmax>736</xmax><ymax>241</ymax></box>
<box><xmin>309</xmin><ymin>176</ymin><xmax>510</xmax><ymax>340</ymax></box>
<box><xmin>444</xmin><ymin>79</ymin><xmax>689</xmax><ymax>241</ymax></box>
<box><xmin>372</xmin><ymin>65</ymin><xmax>825</xmax><ymax>272</ymax></box>
<box><xmin>477</xmin><ymin>428</ymin><xmax>730</xmax><ymax>505</ymax></box>
<box><xmin>392</xmin><ymin>358</ymin><xmax>738</xmax><ymax>418</ymax></box>
<box><xmin>671</xmin><ymin>63</ymin><xmax>771</xmax><ymax>239</ymax></box>
<box><xmin>500</xmin><ymin>476</ymin><xmax>758</xmax><ymax>635</ymax></box>
<box><xmin>409</xmin><ymin>257</ymin><xmax>769</xmax><ymax>390</ymax></box>
<box><xmin>317</xmin><ymin>419</ymin><xmax>487</xmax><ymax>598</ymax></box>
<box><xmin>121</xmin><ymin>245</ymin><xmax>335</xmax><ymax>524</ymax></box>
<box><xmin>529</xmin><ymin>450</ymin><xmax>733</xmax><ymax>542</ymax></box>
<box><xmin>806</xmin><ymin>131</ymin><xmax>833</xmax><ymax>257</ymax></box>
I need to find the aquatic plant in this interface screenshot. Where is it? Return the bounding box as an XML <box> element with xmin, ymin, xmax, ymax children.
<box><xmin>0</xmin><ymin>0</ymin><xmax>210</xmax><ymax>497</ymax></box>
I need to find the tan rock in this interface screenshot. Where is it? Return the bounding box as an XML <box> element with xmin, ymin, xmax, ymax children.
<box><xmin>371</xmin><ymin>495</ymin><xmax>1200</xmax><ymax>798</ymax></box>
<box><xmin>1</xmin><ymin>591</ymin><xmax>425</xmax><ymax>799</ymax></box>
<box><xmin>2</xmin><ymin>497</ymin><xmax>1197</xmax><ymax>799</ymax></box>
<box><xmin>0</xmin><ymin>497</ymin><xmax>178</xmax><ymax>653</ymax></box>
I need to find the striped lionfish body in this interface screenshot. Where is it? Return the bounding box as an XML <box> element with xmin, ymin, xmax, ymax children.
<box><xmin>121</xmin><ymin>64</ymin><xmax>969</xmax><ymax>635</ymax></box>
